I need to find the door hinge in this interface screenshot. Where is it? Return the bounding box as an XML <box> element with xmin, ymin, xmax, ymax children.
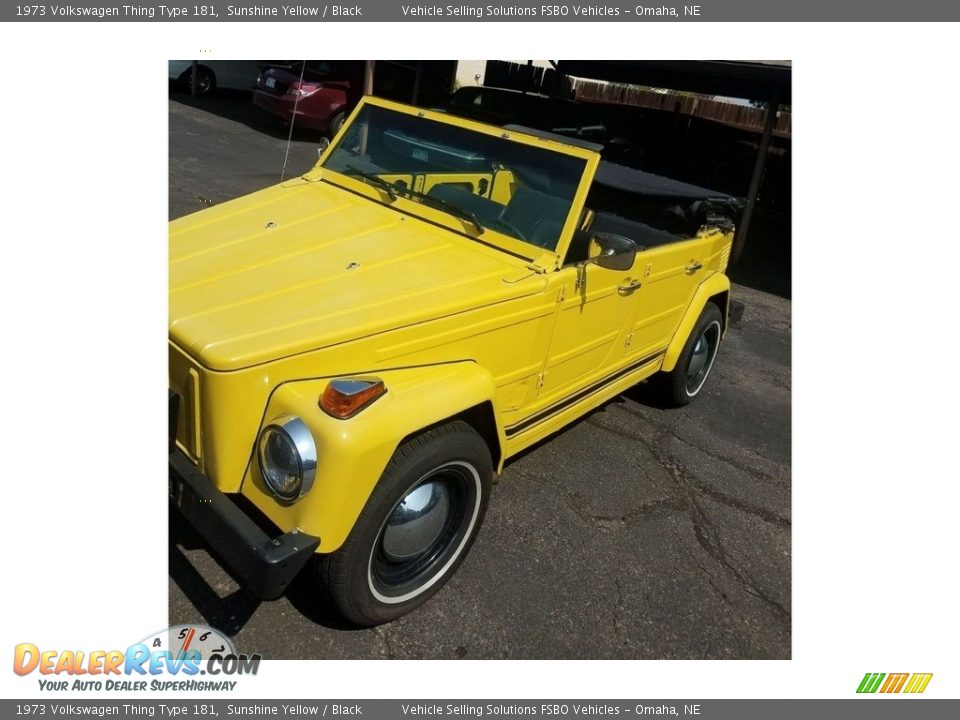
<box><xmin>557</xmin><ymin>285</ymin><xmax>566</xmax><ymax>302</ymax></box>
<box><xmin>535</xmin><ymin>373</ymin><xmax>545</xmax><ymax>391</ymax></box>
<box><xmin>625</xmin><ymin>332</ymin><xmax>634</xmax><ymax>348</ymax></box>
<box><xmin>575</xmin><ymin>262</ymin><xmax>587</xmax><ymax>292</ymax></box>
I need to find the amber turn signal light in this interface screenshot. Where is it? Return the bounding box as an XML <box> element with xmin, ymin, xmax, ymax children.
<box><xmin>320</xmin><ymin>378</ymin><xmax>387</xmax><ymax>419</ymax></box>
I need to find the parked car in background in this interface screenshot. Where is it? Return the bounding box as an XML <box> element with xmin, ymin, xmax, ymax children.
<box><xmin>168</xmin><ymin>60</ymin><xmax>265</xmax><ymax>96</ymax></box>
<box><xmin>444</xmin><ymin>85</ymin><xmax>643</xmax><ymax>166</ymax></box>
<box><xmin>253</xmin><ymin>61</ymin><xmax>360</xmax><ymax>140</ymax></box>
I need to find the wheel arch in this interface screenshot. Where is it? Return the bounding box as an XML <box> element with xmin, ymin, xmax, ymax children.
<box><xmin>661</xmin><ymin>273</ymin><xmax>731</xmax><ymax>373</ymax></box>
<box><xmin>710</xmin><ymin>290</ymin><xmax>730</xmax><ymax>333</ymax></box>
<box><xmin>399</xmin><ymin>400</ymin><xmax>503</xmax><ymax>472</ymax></box>
<box><xmin>239</xmin><ymin>362</ymin><xmax>505</xmax><ymax>553</ymax></box>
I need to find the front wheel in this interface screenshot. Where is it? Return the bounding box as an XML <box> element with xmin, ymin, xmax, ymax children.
<box><xmin>319</xmin><ymin>421</ymin><xmax>492</xmax><ymax>626</ymax></box>
<box><xmin>655</xmin><ymin>303</ymin><xmax>724</xmax><ymax>407</ymax></box>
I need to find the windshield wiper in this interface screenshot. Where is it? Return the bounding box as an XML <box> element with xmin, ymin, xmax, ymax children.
<box><xmin>400</xmin><ymin>187</ymin><xmax>484</xmax><ymax>234</ymax></box>
<box><xmin>343</xmin><ymin>165</ymin><xmax>483</xmax><ymax>234</ymax></box>
<box><xmin>345</xmin><ymin>165</ymin><xmax>397</xmax><ymax>200</ymax></box>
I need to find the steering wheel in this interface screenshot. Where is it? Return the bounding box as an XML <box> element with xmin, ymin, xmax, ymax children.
<box><xmin>486</xmin><ymin>216</ymin><xmax>528</xmax><ymax>243</ymax></box>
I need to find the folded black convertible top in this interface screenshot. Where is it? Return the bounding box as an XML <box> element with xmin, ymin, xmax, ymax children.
<box><xmin>594</xmin><ymin>161</ymin><xmax>738</xmax><ymax>203</ymax></box>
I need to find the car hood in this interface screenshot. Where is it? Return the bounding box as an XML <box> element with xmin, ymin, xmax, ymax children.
<box><xmin>169</xmin><ymin>177</ymin><xmax>535</xmax><ymax>371</ymax></box>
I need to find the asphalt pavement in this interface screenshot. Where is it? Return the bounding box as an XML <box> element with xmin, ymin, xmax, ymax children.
<box><xmin>168</xmin><ymin>91</ymin><xmax>792</xmax><ymax>659</ymax></box>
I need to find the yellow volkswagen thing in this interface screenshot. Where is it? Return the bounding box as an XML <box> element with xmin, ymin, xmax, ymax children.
<box><xmin>169</xmin><ymin>97</ymin><xmax>741</xmax><ymax>626</ymax></box>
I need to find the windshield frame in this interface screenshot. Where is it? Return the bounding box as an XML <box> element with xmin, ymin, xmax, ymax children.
<box><xmin>314</xmin><ymin>96</ymin><xmax>601</xmax><ymax>266</ymax></box>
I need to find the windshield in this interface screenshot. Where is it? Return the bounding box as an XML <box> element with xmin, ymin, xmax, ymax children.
<box><xmin>321</xmin><ymin>104</ymin><xmax>588</xmax><ymax>252</ymax></box>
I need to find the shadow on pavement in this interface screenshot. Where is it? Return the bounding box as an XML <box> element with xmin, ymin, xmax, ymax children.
<box><xmin>167</xmin><ymin>512</ymin><xmax>260</xmax><ymax>636</ymax></box>
<box><xmin>168</xmin><ymin>505</ymin><xmax>361</xmax><ymax>634</ymax></box>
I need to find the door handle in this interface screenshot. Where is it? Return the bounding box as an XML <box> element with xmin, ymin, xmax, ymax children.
<box><xmin>685</xmin><ymin>260</ymin><xmax>703</xmax><ymax>273</ymax></box>
<box><xmin>618</xmin><ymin>278</ymin><xmax>642</xmax><ymax>295</ymax></box>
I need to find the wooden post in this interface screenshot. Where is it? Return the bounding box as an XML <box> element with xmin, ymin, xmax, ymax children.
<box><xmin>731</xmin><ymin>92</ymin><xmax>779</xmax><ymax>267</ymax></box>
<box><xmin>363</xmin><ymin>60</ymin><xmax>375</xmax><ymax>96</ymax></box>
<box><xmin>190</xmin><ymin>60</ymin><xmax>198</xmax><ymax>99</ymax></box>
<box><xmin>547</xmin><ymin>60</ymin><xmax>561</xmax><ymax>98</ymax></box>
<box><xmin>359</xmin><ymin>61</ymin><xmax>375</xmax><ymax>156</ymax></box>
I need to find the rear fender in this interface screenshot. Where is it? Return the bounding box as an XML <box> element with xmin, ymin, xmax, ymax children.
<box><xmin>239</xmin><ymin>362</ymin><xmax>503</xmax><ymax>553</ymax></box>
<box><xmin>661</xmin><ymin>273</ymin><xmax>731</xmax><ymax>373</ymax></box>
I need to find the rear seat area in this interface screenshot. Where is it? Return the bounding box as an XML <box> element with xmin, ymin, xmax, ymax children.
<box><xmin>588</xmin><ymin>212</ymin><xmax>685</xmax><ymax>249</ymax></box>
<box><xmin>565</xmin><ymin>212</ymin><xmax>685</xmax><ymax>265</ymax></box>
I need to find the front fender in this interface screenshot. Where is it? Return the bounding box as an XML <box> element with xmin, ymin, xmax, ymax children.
<box><xmin>661</xmin><ymin>273</ymin><xmax>731</xmax><ymax>373</ymax></box>
<box><xmin>239</xmin><ymin>362</ymin><xmax>502</xmax><ymax>553</ymax></box>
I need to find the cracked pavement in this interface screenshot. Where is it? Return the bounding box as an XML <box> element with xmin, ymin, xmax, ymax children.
<box><xmin>168</xmin><ymin>93</ymin><xmax>791</xmax><ymax>659</ymax></box>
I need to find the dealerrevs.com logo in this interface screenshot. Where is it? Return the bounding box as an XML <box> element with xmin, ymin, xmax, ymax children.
<box><xmin>13</xmin><ymin>625</ymin><xmax>261</xmax><ymax>692</ymax></box>
<box><xmin>856</xmin><ymin>673</ymin><xmax>933</xmax><ymax>694</ymax></box>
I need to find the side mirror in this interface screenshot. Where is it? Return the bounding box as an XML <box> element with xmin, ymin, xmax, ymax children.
<box><xmin>591</xmin><ymin>232</ymin><xmax>637</xmax><ymax>271</ymax></box>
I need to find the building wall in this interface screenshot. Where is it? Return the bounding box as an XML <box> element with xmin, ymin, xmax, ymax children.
<box><xmin>455</xmin><ymin>60</ymin><xmax>553</xmax><ymax>89</ymax></box>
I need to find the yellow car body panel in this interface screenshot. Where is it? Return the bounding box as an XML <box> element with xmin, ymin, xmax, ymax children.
<box><xmin>239</xmin><ymin>363</ymin><xmax>502</xmax><ymax>551</ymax></box>
<box><xmin>169</xmin><ymin>175</ymin><xmax>543</xmax><ymax>372</ymax></box>
<box><xmin>661</xmin><ymin>261</ymin><xmax>732</xmax><ymax>373</ymax></box>
<box><xmin>169</xmin><ymin>95</ymin><xmax>735</xmax><ymax>555</ymax></box>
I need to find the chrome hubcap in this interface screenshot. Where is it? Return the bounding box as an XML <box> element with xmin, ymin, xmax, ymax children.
<box><xmin>382</xmin><ymin>481</ymin><xmax>451</xmax><ymax>562</ymax></box>
<box><xmin>687</xmin><ymin>336</ymin><xmax>709</xmax><ymax>382</ymax></box>
<box><xmin>369</xmin><ymin>463</ymin><xmax>479</xmax><ymax>603</ymax></box>
<box><xmin>685</xmin><ymin>321</ymin><xmax>720</xmax><ymax>395</ymax></box>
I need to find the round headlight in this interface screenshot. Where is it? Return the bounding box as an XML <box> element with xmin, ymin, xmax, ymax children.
<box><xmin>257</xmin><ymin>416</ymin><xmax>317</xmax><ymax>501</ymax></box>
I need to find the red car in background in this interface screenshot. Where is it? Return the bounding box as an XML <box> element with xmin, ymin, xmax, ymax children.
<box><xmin>253</xmin><ymin>61</ymin><xmax>360</xmax><ymax>140</ymax></box>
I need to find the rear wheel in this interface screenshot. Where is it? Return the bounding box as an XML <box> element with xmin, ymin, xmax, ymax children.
<box><xmin>656</xmin><ymin>303</ymin><xmax>723</xmax><ymax>407</ymax></box>
<box><xmin>319</xmin><ymin>421</ymin><xmax>492</xmax><ymax>626</ymax></box>
<box><xmin>179</xmin><ymin>66</ymin><xmax>215</xmax><ymax>96</ymax></box>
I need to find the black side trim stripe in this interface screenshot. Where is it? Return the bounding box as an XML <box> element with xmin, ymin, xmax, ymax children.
<box><xmin>505</xmin><ymin>349</ymin><xmax>666</xmax><ymax>438</ymax></box>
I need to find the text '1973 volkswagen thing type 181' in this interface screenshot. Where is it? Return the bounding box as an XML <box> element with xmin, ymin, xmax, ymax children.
<box><xmin>169</xmin><ymin>96</ymin><xmax>742</xmax><ymax>626</ymax></box>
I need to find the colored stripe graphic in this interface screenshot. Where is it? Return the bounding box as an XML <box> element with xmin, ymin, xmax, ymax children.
<box><xmin>857</xmin><ymin>673</ymin><xmax>885</xmax><ymax>693</ymax></box>
<box><xmin>880</xmin><ymin>673</ymin><xmax>909</xmax><ymax>693</ymax></box>
<box><xmin>857</xmin><ymin>672</ymin><xmax>933</xmax><ymax>694</ymax></box>
<box><xmin>903</xmin><ymin>673</ymin><xmax>933</xmax><ymax>694</ymax></box>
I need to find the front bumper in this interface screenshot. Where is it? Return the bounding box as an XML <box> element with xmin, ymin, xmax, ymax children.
<box><xmin>169</xmin><ymin>448</ymin><xmax>320</xmax><ymax>600</ymax></box>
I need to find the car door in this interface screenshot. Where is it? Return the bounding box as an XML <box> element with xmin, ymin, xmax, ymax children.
<box><xmin>624</xmin><ymin>234</ymin><xmax>716</xmax><ymax>358</ymax></box>
<box><xmin>535</xmin><ymin>255</ymin><xmax>643</xmax><ymax>403</ymax></box>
